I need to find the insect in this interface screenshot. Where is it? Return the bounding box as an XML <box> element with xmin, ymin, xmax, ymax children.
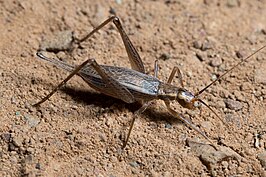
<box><xmin>34</xmin><ymin>16</ymin><xmax>266</xmax><ymax>149</ymax></box>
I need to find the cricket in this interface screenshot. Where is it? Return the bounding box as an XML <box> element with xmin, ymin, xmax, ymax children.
<box><xmin>34</xmin><ymin>16</ymin><xmax>266</xmax><ymax>149</ymax></box>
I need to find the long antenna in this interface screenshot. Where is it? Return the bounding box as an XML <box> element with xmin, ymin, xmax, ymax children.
<box><xmin>195</xmin><ymin>45</ymin><xmax>266</xmax><ymax>96</ymax></box>
<box><xmin>198</xmin><ymin>99</ymin><xmax>239</xmax><ymax>141</ymax></box>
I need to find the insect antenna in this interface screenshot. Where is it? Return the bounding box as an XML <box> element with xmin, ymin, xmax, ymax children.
<box><xmin>197</xmin><ymin>98</ymin><xmax>239</xmax><ymax>140</ymax></box>
<box><xmin>195</xmin><ymin>44</ymin><xmax>266</xmax><ymax>96</ymax></box>
<box><xmin>198</xmin><ymin>99</ymin><xmax>227</xmax><ymax>127</ymax></box>
<box><xmin>194</xmin><ymin>44</ymin><xmax>266</xmax><ymax>141</ymax></box>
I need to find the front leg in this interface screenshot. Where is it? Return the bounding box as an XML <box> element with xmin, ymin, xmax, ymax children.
<box><xmin>164</xmin><ymin>100</ymin><xmax>216</xmax><ymax>148</ymax></box>
<box><xmin>167</xmin><ymin>66</ymin><xmax>184</xmax><ymax>87</ymax></box>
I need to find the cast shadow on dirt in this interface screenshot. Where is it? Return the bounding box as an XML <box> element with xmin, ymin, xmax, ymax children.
<box><xmin>61</xmin><ymin>86</ymin><xmax>185</xmax><ymax>125</ymax></box>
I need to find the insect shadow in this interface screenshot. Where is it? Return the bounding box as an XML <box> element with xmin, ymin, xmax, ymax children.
<box><xmin>61</xmin><ymin>86</ymin><xmax>183</xmax><ymax>125</ymax></box>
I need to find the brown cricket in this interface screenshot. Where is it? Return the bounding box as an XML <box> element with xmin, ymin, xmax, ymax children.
<box><xmin>34</xmin><ymin>16</ymin><xmax>266</xmax><ymax>148</ymax></box>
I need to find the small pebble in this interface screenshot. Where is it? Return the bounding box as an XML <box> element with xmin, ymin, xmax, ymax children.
<box><xmin>226</xmin><ymin>0</ymin><xmax>239</xmax><ymax>8</ymax></box>
<box><xmin>165</xmin><ymin>123</ymin><xmax>172</xmax><ymax>129</ymax></box>
<box><xmin>211</xmin><ymin>74</ymin><xmax>217</xmax><ymax>81</ymax></box>
<box><xmin>12</xmin><ymin>136</ymin><xmax>23</xmax><ymax>147</ymax></box>
<box><xmin>24</xmin><ymin>102</ymin><xmax>34</xmax><ymax>112</ymax></box>
<box><xmin>106</xmin><ymin>117</ymin><xmax>113</xmax><ymax>127</ymax></box>
<box><xmin>10</xmin><ymin>155</ymin><xmax>18</xmax><ymax>163</ymax></box>
<box><xmin>210</xmin><ymin>57</ymin><xmax>222</xmax><ymax>67</ymax></box>
<box><xmin>164</xmin><ymin>171</ymin><xmax>172</xmax><ymax>177</ymax></box>
<box><xmin>35</xmin><ymin>163</ymin><xmax>41</xmax><ymax>170</ymax></box>
<box><xmin>216</xmin><ymin>100</ymin><xmax>226</xmax><ymax>108</ymax></box>
<box><xmin>129</xmin><ymin>161</ymin><xmax>139</xmax><ymax>168</ymax></box>
<box><xmin>8</xmin><ymin>142</ymin><xmax>16</xmax><ymax>151</ymax></box>
<box><xmin>25</xmin><ymin>154</ymin><xmax>33</xmax><ymax>163</ymax></box>
<box><xmin>262</xmin><ymin>28</ymin><xmax>266</xmax><ymax>35</ymax></box>
<box><xmin>257</xmin><ymin>151</ymin><xmax>266</xmax><ymax>168</ymax></box>
<box><xmin>98</xmin><ymin>133</ymin><xmax>107</xmax><ymax>142</ymax></box>
<box><xmin>247</xmin><ymin>34</ymin><xmax>257</xmax><ymax>44</ymax></box>
<box><xmin>195</xmin><ymin>51</ymin><xmax>207</xmax><ymax>61</ymax></box>
<box><xmin>24</xmin><ymin>115</ymin><xmax>40</xmax><ymax>128</ymax></box>
<box><xmin>20</xmin><ymin>52</ymin><xmax>27</xmax><ymax>58</ymax></box>
<box><xmin>11</xmin><ymin>97</ymin><xmax>17</xmax><ymax>104</ymax></box>
<box><xmin>254</xmin><ymin>134</ymin><xmax>260</xmax><ymax>148</ymax></box>
<box><xmin>1</xmin><ymin>133</ymin><xmax>11</xmax><ymax>142</ymax></box>
<box><xmin>225</xmin><ymin>113</ymin><xmax>238</xmax><ymax>124</ymax></box>
<box><xmin>201</xmin><ymin>40</ymin><xmax>213</xmax><ymax>51</ymax></box>
<box><xmin>193</xmin><ymin>41</ymin><xmax>202</xmax><ymax>50</ymax></box>
<box><xmin>240</xmin><ymin>82</ymin><xmax>252</xmax><ymax>91</ymax></box>
<box><xmin>224</xmin><ymin>99</ymin><xmax>243</xmax><ymax>111</ymax></box>
<box><xmin>91</xmin><ymin>4</ymin><xmax>108</xmax><ymax>27</ymax></box>
<box><xmin>201</xmin><ymin>121</ymin><xmax>212</xmax><ymax>131</ymax></box>
<box><xmin>255</xmin><ymin>63</ymin><xmax>266</xmax><ymax>85</ymax></box>
<box><xmin>187</xmin><ymin>139</ymin><xmax>242</xmax><ymax>165</ymax></box>
<box><xmin>39</xmin><ymin>30</ymin><xmax>74</xmax><ymax>52</ymax></box>
<box><xmin>56</xmin><ymin>51</ymin><xmax>68</xmax><ymax>60</ymax></box>
<box><xmin>233</xmin><ymin>90</ymin><xmax>245</xmax><ymax>102</ymax></box>
<box><xmin>236</xmin><ymin>50</ymin><xmax>245</xmax><ymax>59</ymax></box>
<box><xmin>109</xmin><ymin>7</ymin><xmax>116</xmax><ymax>15</ymax></box>
<box><xmin>159</xmin><ymin>53</ymin><xmax>170</xmax><ymax>61</ymax></box>
<box><xmin>221</xmin><ymin>161</ymin><xmax>229</xmax><ymax>169</ymax></box>
<box><xmin>115</xmin><ymin>0</ymin><xmax>122</xmax><ymax>4</ymax></box>
<box><xmin>26</xmin><ymin>147</ymin><xmax>34</xmax><ymax>153</ymax></box>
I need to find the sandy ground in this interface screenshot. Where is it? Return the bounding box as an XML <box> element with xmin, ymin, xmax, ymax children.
<box><xmin>0</xmin><ymin>0</ymin><xmax>266</xmax><ymax>176</ymax></box>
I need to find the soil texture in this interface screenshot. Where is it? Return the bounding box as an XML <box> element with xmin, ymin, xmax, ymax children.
<box><xmin>0</xmin><ymin>0</ymin><xmax>266</xmax><ymax>176</ymax></box>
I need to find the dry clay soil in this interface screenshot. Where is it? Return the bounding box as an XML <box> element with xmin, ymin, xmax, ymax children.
<box><xmin>1</xmin><ymin>0</ymin><xmax>266</xmax><ymax>176</ymax></box>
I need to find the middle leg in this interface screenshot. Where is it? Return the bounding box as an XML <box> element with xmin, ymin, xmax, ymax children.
<box><xmin>167</xmin><ymin>66</ymin><xmax>184</xmax><ymax>87</ymax></box>
<box><xmin>164</xmin><ymin>100</ymin><xmax>216</xmax><ymax>148</ymax></box>
<box><xmin>154</xmin><ymin>59</ymin><xmax>159</xmax><ymax>78</ymax></box>
<box><xmin>122</xmin><ymin>101</ymin><xmax>152</xmax><ymax>149</ymax></box>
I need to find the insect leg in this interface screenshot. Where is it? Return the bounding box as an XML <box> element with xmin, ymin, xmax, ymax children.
<box><xmin>34</xmin><ymin>53</ymin><xmax>135</xmax><ymax>105</ymax></box>
<box><xmin>34</xmin><ymin>52</ymin><xmax>92</xmax><ymax>106</ymax></box>
<box><xmin>78</xmin><ymin>16</ymin><xmax>115</xmax><ymax>43</ymax></box>
<box><xmin>122</xmin><ymin>101</ymin><xmax>152</xmax><ymax>149</ymax></box>
<box><xmin>164</xmin><ymin>100</ymin><xmax>216</xmax><ymax>148</ymax></box>
<box><xmin>84</xmin><ymin>58</ymin><xmax>135</xmax><ymax>104</ymax></box>
<box><xmin>77</xmin><ymin>16</ymin><xmax>145</xmax><ymax>73</ymax></box>
<box><xmin>112</xmin><ymin>17</ymin><xmax>145</xmax><ymax>73</ymax></box>
<box><xmin>154</xmin><ymin>59</ymin><xmax>159</xmax><ymax>78</ymax></box>
<box><xmin>167</xmin><ymin>66</ymin><xmax>184</xmax><ymax>87</ymax></box>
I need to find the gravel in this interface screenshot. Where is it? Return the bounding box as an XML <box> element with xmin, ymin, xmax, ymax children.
<box><xmin>224</xmin><ymin>99</ymin><xmax>243</xmax><ymax>111</ymax></box>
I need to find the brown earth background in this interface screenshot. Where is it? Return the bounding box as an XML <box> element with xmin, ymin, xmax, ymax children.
<box><xmin>0</xmin><ymin>0</ymin><xmax>266</xmax><ymax>176</ymax></box>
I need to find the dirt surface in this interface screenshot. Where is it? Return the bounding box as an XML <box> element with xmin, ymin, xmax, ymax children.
<box><xmin>0</xmin><ymin>0</ymin><xmax>266</xmax><ymax>176</ymax></box>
